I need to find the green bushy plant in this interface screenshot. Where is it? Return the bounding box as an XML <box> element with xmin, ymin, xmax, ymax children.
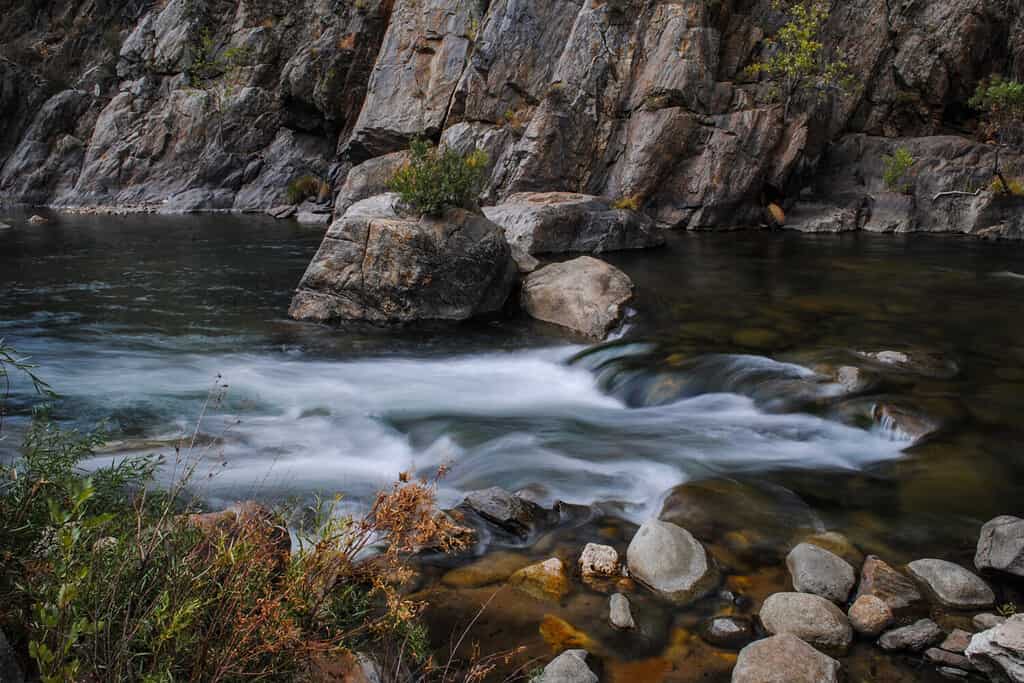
<box><xmin>745</xmin><ymin>0</ymin><xmax>852</xmax><ymax>120</ymax></box>
<box><xmin>970</xmin><ymin>75</ymin><xmax>1024</xmax><ymax>145</ymax></box>
<box><xmin>388</xmin><ymin>139</ymin><xmax>489</xmax><ymax>216</ymax></box>
<box><xmin>882</xmin><ymin>147</ymin><xmax>915</xmax><ymax>193</ymax></box>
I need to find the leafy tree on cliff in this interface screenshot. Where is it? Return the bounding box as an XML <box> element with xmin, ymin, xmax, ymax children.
<box><xmin>746</xmin><ymin>0</ymin><xmax>851</xmax><ymax>120</ymax></box>
<box><xmin>969</xmin><ymin>75</ymin><xmax>1024</xmax><ymax>195</ymax></box>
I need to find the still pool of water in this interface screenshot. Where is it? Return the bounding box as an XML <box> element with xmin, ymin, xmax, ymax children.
<box><xmin>3</xmin><ymin>210</ymin><xmax>1024</xmax><ymax>679</ymax></box>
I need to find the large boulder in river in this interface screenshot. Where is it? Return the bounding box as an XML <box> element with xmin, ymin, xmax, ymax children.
<box><xmin>289</xmin><ymin>198</ymin><xmax>517</xmax><ymax>323</ymax></box>
<box><xmin>758</xmin><ymin>592</ymin><xmax>854</xmax><ymax>656</ymax></box>
<box><xmin>966</xmin><ymin>614</ymin><xmax>1024</xmax><ymax>682</ymax></box>
<box><xmin>626</xmin><ymin>519</ymin><xmax>719</xmax><ymax>605</ymax></box>
<box><xmin>732</xmin><ymin>633</ymin><xmax>841</xmax><ymax>683</ymax></box>
<box><xmin>482</xmin><ymin>192</ymin><xmax>664</xmax><ymax>255</ymax></box>
<box><xmin>976</xmin><ymin>515</ymin><xmax>1024</xmax><ymax>577</ymax></box>
<box><xmin>521</xmin><ymin>256</ymin><xmax>633</xmax><ymax>339</ymax></box>
<box><xmin>907</xmin><ymin>558</ymin><xmax>994</xmax><ymax>609</ymax></box>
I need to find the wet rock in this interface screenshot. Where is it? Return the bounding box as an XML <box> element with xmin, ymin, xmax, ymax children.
<box><xmin>854</xmin><ymin>555</ymin><xmax>924</xmax><ymax>613</ymax></box>
<box><xmin>482</xmin><ymin>192</ymin><xmax>663</xmax><ymax>256</ymax></box>
<box><xmin>28</xmin><ymin>214</ymin><xmax>48</xmax><ymax>224</ymax></box>
<box><xmin>289</xmin><ymin>203</ymin><xmax>517</xmax><ymax>324</ymax></box>
<box><xmin>579</xmin><ymin>543</ymin><xmax>620</xmax><ymax>580</ymax></box>
<box><xmin>521</xmin><ymin>257</ymin><xmax>633</xmax><ymax>339</ymax></box>
<box><xmin>509</xmin><ymin>557</ymin><xmax>570</xmax><ymax>602</ymax></box>
<box><xmin>856</xmin><ymin>349</ymin><xmax>959</xmax><ymax>379</ymax></box>
<box><xmin>786</xmin><ymin>543</ymin><xmax>856</xmax><ymax>604</ymax></box>
<box><xmin>0</xmin><ymin>629</ymin><xmax>23</xmax><ymax>683</ymax></box>
<box><xmin>609</xmin><ymin>593</ymin><xmax>635</xmax><ymax>630</ymax></box>
<box><xmin>926</xmin><ymin>647</ymin><xmax>974</xmax><ymax>670</ymax></box>
<box><xmin>966</xmin><ymin>614</ymin><xmax>1024</xmax><ymax>682</ymax></box>
<box><xmin>872</xmin><ymin>402</ymin><xmax>940</xmax><ymax>442</ymax></box>
<box><xmin>907</xmin><ymin>559</ymin><xmax>995</xmax><ymax>610</ymax></box>
<box><xmin>937</xmin><ymin>667</ymin><xmax>970</xmax><ymax>680</ymax></box>
<box><xmin>802</xmin><ymin>531</ymin><xmax>864</xmax><ymax>568</ymax></box>
<box><xmin>976</xmin><ymin>516</ymin><xmax>1024</xmax><ymax>577</ymax></box>
<box><xmin>626</xmin><ymin>519</ymin><xmax>719</xmax><ymax>605</ymax></box>
<box><xmin>0</xmin><ymin>222</ymin><xmax>11</xmax><ymax>230</ymax></box>
<box><xmin>758</xmin><ymin>592</ymin><xmax>854</xmax><ymax>656</ymax></box>
<box><xmin>848</xmin><ymin>595</ymin><xmax>894</xmax><ymax>637</ymax></box>
<box><xmin>267</xmin><ymin>205</ymin><xmax>296</xmax><ymax>219</ymax></box>
<box><xmin>942</xmin><ymin>629</ymin><xmax>974</xmax><ymax>654</ymax></box>
<box><xmin>537</xmin><ymin>649</ymin><xmax>598</xmax><ymax>683</ymax></box>
<box><xmin>660</xmin><ymin>478</ymin><xmax>818</xmax><ymax>559</ymax></box>
<box><xmin>975</xmin><ymin>613</ymin><xmax>1008</xmax><ymax>630</ymax></box>
<box><xmin>459</xmin><ymin>487</ymin><xmax>548</xmax><ymax>539</ymax></box>
<box><xmin>732</xmin><ymin>633</ymin><xmax>841</xmax><ymax>683</ymax></box>
<box><xmin>879</xmin><ymin>618</ymin><xmax>944</xmax><ymax>652</ymax></box>
<box><xmin>296</xmin><ymin>211</ymin><xmax>332</xmax><ymax>226</ymax></box>
<box><xmin>699</xmin><ymin>616</ymin><xmax>754</xmax><ymax>649</ymax></box>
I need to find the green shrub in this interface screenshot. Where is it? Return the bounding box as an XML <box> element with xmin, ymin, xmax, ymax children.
<box><xmin>285</xmin><ymin>175</ymin><xmax>327</xmax><ymax>205</ymax></box>
<box><xmin>612</xmin><ymin>194</ymin><xmax>642</xmax><ymax>211</ymax></box>
<box><xmin>970</xmin><ymin>75</ymin><xmax>1024</xmax><ymax>145</ymax></box>
<box><xmin>388</xmin><ymin>139</ymin><xmax>489</xmax><ymax>216</ymax></box>
<box><xmin>745</xmin><ymin>0</ymin><xmax>852</xmax><ymax>119</ymax></box>
<box><xmin>883</xmin><ymin>147</ymin><xmax>915</xmax><ymax>193</ymax></box>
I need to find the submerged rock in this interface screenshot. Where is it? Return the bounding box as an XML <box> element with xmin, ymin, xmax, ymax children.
<box><xmin>732</xmin><ymin>633</ymin><xmax>841</xmax><ymax>683</ymax></box>
<box><xmin>289</xmin><ymin>201</ymin><xmax>516</xmax><ymax>324</ymax></box>
<box><xmin>975</xmin><ymin>515</ymin><xmax>1024</xmax><ymax>577</ymax></box>
<box><xmin>758</xmin><ymin>592</ymin><xmax>854</xmax><ymax>656</ymax></box>
<box><xmin>907</xmin><ymin>558</ymin><xmax>994</xmax><ymax>610</ymax></box>
<box><xmin>966</xmin><ymin>614</ymin><xmax>1024</xmax><ymax>682</ymax></box>
<box><xmin>609</xmin><ymin>593</ymin><xmax>636</xmax><ymax>630</ymax></box>
<box><xmin>700</xmin><ymin>616</ymin><xmax>754</xmax><ymax>649</ymax></box>
<box><xmin>521</xmin><ymin>256</ymin><xmax>633</xmax><ymax>339</ymax></box>
<box><xmin>537</xmin><ymin>649</ymin><xmax>598</xmax><ymax>683</ymax></box>
<box><xmin>879</xmin><ymin>618</ymin><xmax>944</xmax><ymax>652</ymax></box>
<box><xmin>482</xmin><ymin>192</ymin><xmax>664</xmax><ymax>255</ymax></box>
<box><xmin>626</xmin><ymin>519</ymin><xmax>718</xmax><ymax>605</ymax></box>
<box><xmin>786</xmin><ymin>543</ymin><xmax>856</xmax><ymax>604</ymax></box>
<box><xmin>509</xmin><ymin>557</ymin><xmax>570</xmax><ymax>602</ymax></box>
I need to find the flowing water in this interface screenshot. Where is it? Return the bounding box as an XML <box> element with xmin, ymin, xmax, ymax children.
<box><xmin>3</xmin><ymin>210</ymin><xmax>1024</xmax><ymax>679</ymax></box>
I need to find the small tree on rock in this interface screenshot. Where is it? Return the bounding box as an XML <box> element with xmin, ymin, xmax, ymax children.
<box><xmin>969</xmin><ymin>75</ymin><xmax>1024</xmax><ymax>194</ymax></box>
<box><xmin>746</xmin><ymin>0</ymin><xmax>851</xmax><ymax>120</ymax></box>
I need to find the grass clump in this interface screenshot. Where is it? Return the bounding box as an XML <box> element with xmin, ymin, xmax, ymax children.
<box><xmin>612</xmin><ymin>194</ymin><xmax>642</xmax><ymax>211</ymax></box>
<box><xmin>388</xmin><ymin>139</ymin><xmax>489</xmax><ymax>216</ymax></box>
<box><xmin>882</xmin><ymin>147</ymin><xmax>915</xmax><ymax>194</ymax></box>
<box><xmin>285</xmin><ymin>175</ymin><xmax>329</xmax><ymax>205</ymax></box>
<box><xmin>990</xmin><ymin>176</ymin><xmax>1024</xmax><ymax>196</ymax></box>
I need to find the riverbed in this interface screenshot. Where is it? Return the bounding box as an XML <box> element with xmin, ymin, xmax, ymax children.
<box><xmin>2</xmin><ymin>210</ymin><xmax>1023</xmax><ymax>680</ymax></box>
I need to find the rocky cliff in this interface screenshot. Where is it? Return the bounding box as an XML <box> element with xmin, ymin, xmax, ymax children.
<box><xmin>1</xmin><ymin>0</ymin><xmax>1022</xmax><ymax>234</ymax></box>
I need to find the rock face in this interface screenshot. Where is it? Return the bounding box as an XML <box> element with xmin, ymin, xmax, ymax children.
<box><xmin>732</xmin><ymin>633</ymin><xmax>841</xmax><ymax>683</ymax></box>
<box><xmin>626</xmin><ymin>519</ymin><xmax>719</xmax><ymax>605</ymax></box>
<box><xmin>537</xmin><ymin>649</ymin><xmax>598</xmax><ymax>683</ymax></box>
<box><xmin>786</xmin><ymin>542</ymin><xmax>856</xmax><ymax>604</ymax></box>
<box><xmin>289</xmin><ymin>202</ymin><xmax>517</xmax><ymax>323</ymax></box>
<box><xmin>966</xmin><ymin>614</ymin><xmax>1024</xmax><ymax>683</ymax></box>
<box><xmin>1</xmin><ymin>0</ymin><xmax>1021</xmax><ymax>239</ymax></box>
<box><xmin>758</xmin><ymin>592</ymin><xmax>854</xmax><ymax>656</ymax></box>
<box><xmin>976</xmin><ymin>516</ymin><xmax>1024</xmax><ymax>577</ymax></box>
<box><xmin>907</xmin><ymin>559</ymin><xmax>995</xmax><ymax>610</ymax></box>
<box><xmin>521</xmin><ymin>257</ymin><xmax>633</xmax><ymax>339</ymax></box>
<box><xmin>482</xmin><ymin>192</ymin><xmax>664</xmax><ymax>255</ymax></box>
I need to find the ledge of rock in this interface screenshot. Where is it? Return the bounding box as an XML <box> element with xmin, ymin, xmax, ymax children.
<box><xmin>625</xmin><ymin>518</ymin><xmax>719</xmax><ymax>605</ymax></box>
<box><xmin>521</xmin><ymin>256</ymin><xmax>633</xmax><ymax>339</ymax></box>
<box><xmin>289</xmin><ymin>196</ymin><xmax>517</xmax><ymax>324</ymax></box>
<box><xmin>733</xmin><ymin>633</ymin><xmax>841</xmax><ymax>683</ymax></box>
<box><xmin>966</xmin><ymin>614</ymin><xmax>1024</xmax><ymax>683</ymax></box>
<box><xmin>482</xmin><ymin>192</ymin><xmax>664</xmax><ymax>256</ymax></box>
